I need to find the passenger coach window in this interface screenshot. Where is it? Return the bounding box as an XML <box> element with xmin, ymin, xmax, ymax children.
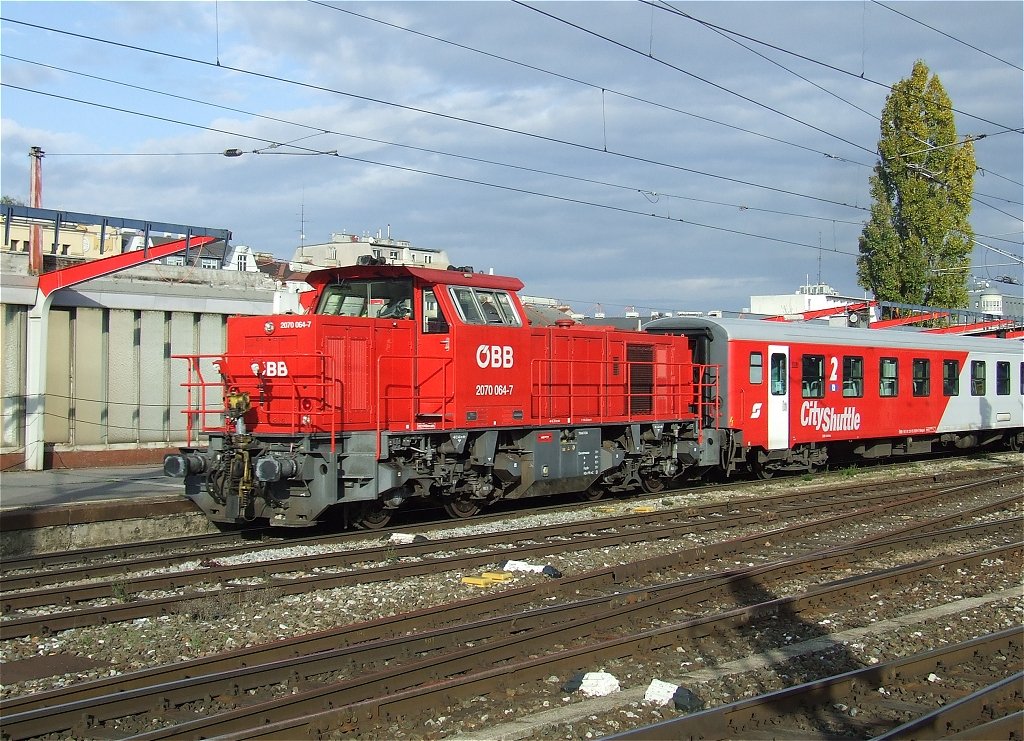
<box><xmin>801</xmin><ymin>354</ymin><xmax>824</xmax><ymax>398</ymax></box>
<box><xmin>912</xmin><ymin>358</ymin><xmax>930</xmax><ymax>397</ymax></box>
<box><xmin>879</xmin><ymin>358</ymin><xmax>898</xmax><ymax>397</ymax></box>
<box><xmin>943</xmin><ymin>360</ymin><xmax>960</xmax><ymax>396</ymax></box>
<box><xmin>770</xmin><ymin>353</ymin><xmax>787</xmax><ymax>396</ymax></box>
<box><xmin>996</xmin><ymin>361</ymin><xmax>1010</xmax><ymax>396</ymax></box>
<box><xmin>843</xmin><ymin>356</ymin><xmax>863</xmax><ymax>398</ymax></box>
<box><xmin>971</xmin><ymin>361</ymin><xmax>986</xmax><ymax>396</ymax></box>
<box><xmin>749</xmin><ymin>352</ymin><xmax>763</xmax><ymax>384</ymax></box>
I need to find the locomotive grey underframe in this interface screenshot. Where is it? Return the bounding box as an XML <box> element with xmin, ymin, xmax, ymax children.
<box><xmin>185</xmin><ymin>419</ymin><xmax>719</xmax><ymax>526</ymax></box>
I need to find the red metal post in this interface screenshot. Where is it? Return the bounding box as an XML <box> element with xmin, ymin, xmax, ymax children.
<box><xmin>28</xmin><ymin>146</ymin><xmax>44</xmax><ymax>275</ymax></box>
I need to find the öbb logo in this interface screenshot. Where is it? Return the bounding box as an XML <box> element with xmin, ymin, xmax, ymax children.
<box><xmin>476</xmin><ymin>345</ymin><xmax>514</xmax><ymax>369</ymax></box>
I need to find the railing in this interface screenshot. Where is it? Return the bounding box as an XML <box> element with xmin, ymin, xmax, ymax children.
<box><xmin>174</xmin><ymin>351</ymin><xmax>343</xmax><ymax>451</ymax></box>
<box><xmin>375</xmin><ymin>353</ymin><xmax>455</xmax><ymax>460</ymax></box>
<box><xmin>531</xmin><ymin>358</ymin><xmax>720</xmax><ymax>427</ymax></box>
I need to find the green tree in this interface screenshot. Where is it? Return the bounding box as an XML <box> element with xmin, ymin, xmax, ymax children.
<box><xmin>1</xmin><ymin>195</ymin><xmax>26</xmax><ymax>206</ymax></box>
<box><xmin>857</xmin><ymin>60</ymin><xmax>975</xmax><ymax>308</ymax></box>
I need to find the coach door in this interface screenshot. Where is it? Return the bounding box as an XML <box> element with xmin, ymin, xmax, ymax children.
<box><xmin>767</xmin><ymin>345</ymin><xmax>790</xmax><ymax>449</ymax></box>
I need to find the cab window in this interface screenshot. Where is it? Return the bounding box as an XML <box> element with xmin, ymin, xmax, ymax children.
<box><xmin>317</xmin><ymin>278</ymin><xmax>413</xmax><ymax>318</ymax></box>
<box><xmin>449</xmin><ymin>287</ymin><xmax>522</xmax><ymax>326</ymax></box>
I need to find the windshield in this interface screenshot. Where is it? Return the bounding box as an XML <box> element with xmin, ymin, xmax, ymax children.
<box><xmin>316</xmin><ymin>279</ymin><xmax>414</xmax><ymax>319</ymax></box>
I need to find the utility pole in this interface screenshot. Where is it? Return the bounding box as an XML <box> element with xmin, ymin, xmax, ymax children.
<box><xmin>28</xmin><ymin>146</ymin><xmax>44</xmax><ymax>275</ymax></box>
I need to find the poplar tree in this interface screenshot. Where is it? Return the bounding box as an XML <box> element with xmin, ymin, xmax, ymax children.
<box><xmin>857</xmin><ymin>60</ymin><xmax>975</xmax><ymax>308</ymax></box>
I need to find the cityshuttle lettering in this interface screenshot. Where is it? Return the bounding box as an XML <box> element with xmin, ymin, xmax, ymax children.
<box><xmin>800</xmin><ymin>401</ymin><xmax>861</xmax><ymax>433</ymax></box>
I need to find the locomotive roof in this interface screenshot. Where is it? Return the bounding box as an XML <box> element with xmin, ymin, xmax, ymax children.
<box><xmin>645</xmin><ymin>316</ymin><xmax>1023</xmax><ymax>353</ymax></box>
<box><xmin>305</xmin><ymin>264</ymin><xmax>524</xmax><ymax>292</ymax></box>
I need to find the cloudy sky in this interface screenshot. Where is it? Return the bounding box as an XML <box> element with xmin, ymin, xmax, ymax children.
<box><xmin>2</xmin><ymin>1</ymin><xmax>1021</xmax><ymax>315</ymax></box>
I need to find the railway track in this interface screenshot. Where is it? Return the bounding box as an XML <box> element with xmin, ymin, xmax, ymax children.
<box><xmin>1</xmin><ymin>469</ymin><xmax>1017</xmax><ymax>639</ymax></box>
<box><xmin>2</xmin><ymin>509</ymin><xmax>1017</xmax><ymax>737</ymax></box>
<box><xmin>609</xmin><ymin>628</ymin><xmax>1023</xmax><ymax>740</ymax></box>
<box><xmin>1</xmin><ymin>470</ymin><xmax>1020</xmax><ymax>739</ymax></box>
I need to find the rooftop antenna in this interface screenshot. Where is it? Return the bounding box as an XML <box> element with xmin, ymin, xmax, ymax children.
<box><xmin>298</xmin><ymin>189</ymin><xmax>306</xmax><ymax>248</ymax></box>
<box><xmin>817</xmin><ymin>233</ymin><xmax>822</xmax><ymax>284</ymax></box>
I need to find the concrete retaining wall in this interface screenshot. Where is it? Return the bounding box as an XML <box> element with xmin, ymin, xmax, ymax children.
<box><xmin>0</xmin><ymin>251</ymin><xmax>279</xmax><ymax>469</ymax></box>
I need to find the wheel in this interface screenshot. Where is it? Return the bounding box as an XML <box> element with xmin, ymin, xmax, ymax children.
<box><xmin>351</xmin><ymin>502</ymin><xmax>392</xmax><ymax>530</ymax></box>
<box><xmin>640</xmin><ymin>475</ymin><xmax>666</xmax><ymax>494</ymax></box>
<box><xmin>443</xmin><ymin>498</ymin><xmax>480</xmax><ymax>519</ymax></box>
<box><xmin>752</xmin><ymin>461</ymin><xmax>775</xmax><ymax>480</ymax></box>
<box><xmin>578</xmin><ymin>485</ymin><xmax>606</xmax><ymax>502</ymax></box>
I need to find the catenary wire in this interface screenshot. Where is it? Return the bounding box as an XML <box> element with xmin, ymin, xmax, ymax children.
<box><xmin>306</xmin><ymin>0</ymin><xmax>871</xmax><ymax>166</ymax></box>
<box><xmin>0</xmin><ymin>53</ymin><xmax>865</xmax><ymax>225</ymax></box>
<box><xmin>646</xmin><ymin>1</ymin><xmax>1024</xmax><ymax>132</ymax></box>
<box><xmin>651</xmin><ymin>0</ymin><xmax>878</xmax><ymax>120</ymax></box>
<box><xmin>0</xmin><ymin>19</ymin><xmax>873</xmax><ymax>215</ymax></box>
<box><xmin>2</xmin><ymin>82</ymin><xmax>861</xmax><ymax>256</ymax></box>
<box><xmin>872</xmin><ymin>0</ymin><xmax>1023</xmax><ymax>72</ymax></box>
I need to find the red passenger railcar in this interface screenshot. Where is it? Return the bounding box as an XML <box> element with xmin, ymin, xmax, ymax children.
<box><xmin>646</xmin><ymin>317</ymin><xmax>1023</xmax><ymax>478</ymax></box>
<box><xmin>167</xmin><ymin>263</ymin><xmax>712</xmax><ymax>527</ymax></box>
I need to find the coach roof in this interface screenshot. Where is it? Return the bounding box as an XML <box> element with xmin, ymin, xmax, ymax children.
<box><xmin>646</xmin><ymin>316</ymin><xmax>1023</xmax><ymax>354</ymax></box>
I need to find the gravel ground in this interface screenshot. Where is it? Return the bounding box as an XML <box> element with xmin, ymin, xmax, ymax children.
<box><xmin>1</xmin><ymin>452</ymin><xmax>1020</xmax><ymax>740</ymax></box>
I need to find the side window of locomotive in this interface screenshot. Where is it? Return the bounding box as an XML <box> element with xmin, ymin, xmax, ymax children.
<box><xmin>493</xmin><ymin>291</ymin><xmax>522</xmax><ymax>326</ymax></box>
<box><xmin>801</xmin><ymin>354</ymin><xmax>824</xmax><ymax>399</ymax></box>
<box><xmin>943</xmin><ymin>359</ymin><xmax>960</xmax><ymax>396</ymax></box>
<box><xmin>749</xmin><ymin>352</ymin><xmax>763</xmax><ymax>384</ymax></box>
<box><xmin>477</xmin><ymin>291</ymin><xmax>507</xmax><ymax>324</ymax></box>
<box><xmin>970</xmin><ymin>361</ymin><xmax>986</xmax><ymax>396</ymax></box>
<box><xmin>842</xmin><ymin>356</ymin><xmax>863</xmax><ymax>398</ymax></box>
<box><xmin>879</xmin><ymin>357</ymin><xmax>898</xmax><ymax>397</ymax></box>
<box><xmin>912</xmin><ymin>358</ymin><xmax>930</xmax><ymax>397</ymax></box>
<box><xmin>769</xmin><ymin>353</ymin><xmax>787</xmax><ymax>396</ymax></box>
<box><xmin>450</xmin><ymin>287</ymin><xmax>484</xmax><ymax>324</ymax></box>
<box><xmin>996</xmin><ymin>361</ymin><xmax>1010</xmax><ymax>396</ymax></box>
<box><xmin>448</xmin><ymin>287</ymin><xmax>522</xmax><ymax>326</ymax></box>
<box><xmin>1020</xmin><ymin>362</ymin><xmax>1024</xmax><ymax>396</ymax></box>
<box><xmin>421</xmin><ymin>288</ymin><xmax>450</xmax><ymax>334</ymax></box>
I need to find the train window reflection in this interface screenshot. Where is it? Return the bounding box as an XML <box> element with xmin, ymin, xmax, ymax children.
<box><xmin>770</xmin><ymin>353</ymin><xmax>787</xmax><ymax>396</ymax></box>
<box><xmin>971</xmin><ymin>360</ymin><xmax>986</xmax><ymax>396</ymax></box>
<box><xmin>879</xmin><ymin>357</ymin><xmax>898</xmax><ymax>397</ymax></box>
<box><xmin>749</xmin><ymin>352</ymin><xmax>763</xmax><ymax>384</ymax></box>
<box><xmin>801</xmin><ymin>354</ymin><xmax>824</xmax><ymax>399</ymax></box>
<box><xmin>912</xmin><ymin>358</ymin><xmax>930</xmax><ymax>397</ymax></box>
<box><xmin>943</xmin><ymin>360</ymin><xmax>960</xmax><ymax>396</ymax></box>
<box><xmin>843</xmin><ymin>356</ymin><xmax>863</xmax><ymax>398</ymax></box>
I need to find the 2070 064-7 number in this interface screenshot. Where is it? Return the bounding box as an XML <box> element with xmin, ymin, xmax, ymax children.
<box><xmin>476</xmin><ymin>384</ymin><xmax>514</xmax><ymax>396</ymax></box>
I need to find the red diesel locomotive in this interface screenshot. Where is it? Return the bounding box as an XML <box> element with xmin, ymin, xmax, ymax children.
<box><xmin>165</xmin><ymin>262</ymin><xmax>715</xmax><ymax>528</ymax></box>
<box><xmin>165</xmin><ymin>262</ymin><xmax>1023</xmax><ymax>528</ymax></box>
